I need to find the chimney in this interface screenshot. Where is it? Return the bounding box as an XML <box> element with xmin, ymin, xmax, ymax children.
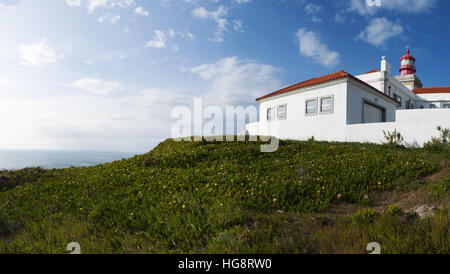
<box><xmin>381</xmin><ymin>56</ymin><xmax>391</xmax><ymax>74</ymax></box>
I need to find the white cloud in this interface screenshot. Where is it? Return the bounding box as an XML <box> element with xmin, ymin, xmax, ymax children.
<box><xmin>192</xmin><ymin>5</ymin><xmax>229</xmax><ymax>42</ymax></box>
<box><xmin>305</xmin><ymin>4</ymin><xmax>321</xmax><ymax>14</ymax></box>
<box><xmin>66</xmin><ymin>0</ymin><xmax>81</xmax><ymax>7</ymax></box>
<box><xmin>134</xmin><ymin>6</ymin><xmax>148</xmax><ymax>16</ymax></box>
<box><xmin>18</xmin><ymin>39</ymin><xmax>64</xmax><ymax>66</ymax></box>
<box><xmin>145</xmin><ymin>30</ymin><xmax>167</xmax><ymax>48</ymax></box>
<box><xmin>357</xmin><ymin>17</ymin><xmax>404</xmax><ymax>47</ymax></box>
<box><xmin>87</xmin><ymin>0</ymin><xmax>108</xmax><ymax>13</ymax></box>
<box><xmin>69</xmin><ymin>78</ymin><xmax>124</xmax><ymax>95</ymax></box>
<box><xmin>296</xmin><ymin>28</ymin><xmax>340</xmax><ymax>67</ymax></box>
<box><xmin>0</xmin><ymin>56</ymin><xmax>281</xmax><ymax>151</ymax></box>
<box><xmin>87</xmin><ymin>0</ymin><xmax>135</xmax><ymax>14</ymax></box>
<box><xmin>348</xmin><ymin>0</ymin><xmax>437</xmax><ymax>15</ymax></box>
<box><xmin>97</xmin><ymin>13</ymin><xmax>121</xmax><ymax>24</ymax></box>
<box><xmin>191</xmin><ymin>56</ymin><xmax>281</xmax><ymax>105</ymax></box>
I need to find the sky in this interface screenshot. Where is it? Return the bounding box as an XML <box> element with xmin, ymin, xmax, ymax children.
<box><xmin>0</xmin><ymin>0</ymin><xmax>450</xmax><ymax>153</ymax></box>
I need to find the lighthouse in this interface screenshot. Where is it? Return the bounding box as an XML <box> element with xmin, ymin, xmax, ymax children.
<box><xmin>394</xmin><ymin>49</ymin><xmax>423</xmax><ymax>91</ymax></box>
<box><xmin>399</xmin><ymin>49</ymin><xmax>416</xmax><ymax>75</ymax></box>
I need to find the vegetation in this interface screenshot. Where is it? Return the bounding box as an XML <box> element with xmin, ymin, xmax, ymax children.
<box><xmin>353</xmin><ymin>209</ymin><xmax>380</xmax><ymax>225</ymax></box>
<box><xmin>387</xmin><ymin>205</ymin><xmax>404</xmax><ymax>217</ymax></box>
<box><xmin>383</xmin><ymin>129</ymin><xmax>405</xmax><ymax>147</ymax></box>
<box><xmin>424</xmin><ymin>126</ymin><xmax>450</xmax><ymax>153</ymax></box>
<box><xmin>0</xmin><ymin>137</ymin><xmax>448</xmax><ymax>254</ymax></box>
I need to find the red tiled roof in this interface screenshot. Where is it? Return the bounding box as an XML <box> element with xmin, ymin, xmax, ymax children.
<box><xmin>413</xmin><ymin>87</ymin><xmax>450</xmax><ymax>94</ymax></box>
<box><xmin>255</xmin><ymin>70</ymin><xmax>398</xmax><ymax>104</ymax></box>
<box><xmin>256</xmin><ymin>71</ymin><xmax>349</xmax><ymax>101</ymax></box>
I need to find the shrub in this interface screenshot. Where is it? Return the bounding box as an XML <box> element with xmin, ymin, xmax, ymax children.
<box><xmin>383</xmin><ymin>129</ymin><xmax>404</xmax><ymax>147</ymax></box>
<box><xmin>436</xmin><ymin>126</ymin><xmax>450</xmax><ymax>145</ymax></box>
<box><xmin>424</xmin><ymin>126</ymin><xmax>450</xmax><ymax>152</ymax></box>
<box><xmin>353</xmin><ymin>209</ymin><xmax>380</xmax><ymax>225</ymax></box>
<box><xmin>428</xmin><ymin>177</ymin><xmax>450</xmax><ymax>200</ymax></box>
<box><xmin>424</xmin><ymin>137</ymin><xmax>447</xmax><ymax>152</ymax></box>
<box><xmin>387</xmin><ymin>205</ymin><xmax>404</xmax><ymax>216</ymax></box>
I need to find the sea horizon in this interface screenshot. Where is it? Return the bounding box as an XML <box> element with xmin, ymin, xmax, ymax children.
<box><xmin>0</xmin><ymin>149</ymin><xmax>140</xmax><ymax>170</ymax></box>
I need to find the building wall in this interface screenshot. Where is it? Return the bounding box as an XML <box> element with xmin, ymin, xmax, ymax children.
<box><xmin>356</xmin><ymin>71</ymin><xmax>417</xmax><ymax>109</ymax></box>
<box><xmin>415</xmin><ymin>93</ymin><xmax>450</xmax><ymax>108</ymax></box>
<box><xmin>255</xmin><ymin>79</ymin><xmax>348</xmax><ymax>140</ymax></box>
<box><xmin>346</xmin><ymin>79</ymin><xmax>397</xmax><ymax>124</ymax></box>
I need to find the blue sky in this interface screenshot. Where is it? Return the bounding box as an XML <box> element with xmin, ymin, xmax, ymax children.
<box><xmin>0</xmin><ymin>0</ymin><xmax>449</xmax><ymax>152</ymax></box>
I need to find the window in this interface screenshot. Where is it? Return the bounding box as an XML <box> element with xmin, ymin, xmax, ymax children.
<box><xmin>394</xmin><ymin>94</ymin><xmax>402</xmax><ymax>107</ymax></box>
<box><xmin>443</xmin><ymin>104</ymin><xmax>450</xmax><ymax>109</ymax></box>
<box><xmin>320</xmin><ymin>96</ymin><xmax>333</xmax><ymax>114</ymax></box>
<box><xmin>430</xmin><ymin>104</ymin><xmax>437</xmax><ymax>109</ymax></box>
<box><xmin>267</xmin><ymin>107</ymin><xmax>274</xmax><ymax>121</ymax></box>
<box><xmin>277</xmin><ymin>104</ymin><xmax>287</xmax><ymax>120</ymax></box>
<box><xmin>305</xmin><ymin>99</ymin><xmax>317</xmax><ymax>115</ymax></box>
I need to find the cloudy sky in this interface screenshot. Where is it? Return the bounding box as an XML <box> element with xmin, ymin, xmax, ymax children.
<box><xmin>0</xmin><ymin>0</ymin><xmax>449</xmax><ymax>152</ymax></box>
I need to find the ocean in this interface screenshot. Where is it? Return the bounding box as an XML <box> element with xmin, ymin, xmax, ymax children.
<box><xmin>0</xmin><ymin>149</ymin><xmax>138</xmax><ymax>170</ymax></box>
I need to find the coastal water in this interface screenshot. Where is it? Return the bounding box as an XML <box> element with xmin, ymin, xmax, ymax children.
<box><xmin>0</xmin><ymin>149</ymin><xmax>137</xmax><ymax>170</ymax></box>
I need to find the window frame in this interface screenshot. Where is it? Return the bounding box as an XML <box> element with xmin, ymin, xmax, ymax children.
<box><xmin>267</xmin><ymin>107</ymin><xmax>275</xmax><ymax>121</ymax></box>
<box><xmin>277</xmin><ymin>104</ymin><xmax>287</xmax><ymax>120</ymax></box>
<box><xmin>319</xmin><ymin>95</ymin><xmax>334</xmax><ymax>114</ymax></box>
<box><xmin>305</xmin><ymin>98</ymin><xmax>318</xmax><ymax>116</ymax></box>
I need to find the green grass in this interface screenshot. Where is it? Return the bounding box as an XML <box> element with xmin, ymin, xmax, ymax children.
<box><xmin>0</xmin><ymin>137</ymin><xmax>448</xmax><ymax>254</ymax></box>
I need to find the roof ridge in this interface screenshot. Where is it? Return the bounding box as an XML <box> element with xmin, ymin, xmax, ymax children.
<box><xmin>414</xmin><ymin>87</ymin><xmax>450</xmax><ymax>94</ymax></box>
<box><xmin>256</xmin><ymin>70</ymin><xmax>351</xmax><ymax>101</ymax></box>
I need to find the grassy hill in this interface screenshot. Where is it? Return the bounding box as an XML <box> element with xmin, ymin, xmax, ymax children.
<box><xmin>0</xmin><ymin>138</ymin><xmax>448</xmax><ymax>254</ymax></box>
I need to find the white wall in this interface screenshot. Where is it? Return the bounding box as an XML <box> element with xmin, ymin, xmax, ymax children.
<box><xmin>355</xmin><ymin>71</ymin><xmax>417</xmax><ymax>109</ymax></box>
<box><xmin>415</xmin><ymin>93</ymin><xmax>450</xmax><ymax>108</ymax></box>
<box><xmin>346</xmin><ymin>79</ymin><xmax>397</xmax><ymax>124</ymax></box>
<box><xmin>248</xmin><ymin>109</ymin><xmax>450</xmax><ymax>146</ymax></box>
<box><xmin>344</xmin><ymin>109</ymin><xmax>450</xmax><ymax>146</ymax></box>
<box><xmin>255</xmin><ymin>79</ymin><xmax>348</xmax><ymax>140</ymax></box>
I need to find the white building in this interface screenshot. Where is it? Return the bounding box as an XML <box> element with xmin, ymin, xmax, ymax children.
<box><xmin>246</xmin><ymin>50</ymin><xmax>450</xmax><ymax>146</ymax></box>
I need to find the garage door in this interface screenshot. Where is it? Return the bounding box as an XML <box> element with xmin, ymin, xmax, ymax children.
<box><xmin>363</xmin><ymin>103</ymin><xmax>384</xmax><ymax>123</ymax></box>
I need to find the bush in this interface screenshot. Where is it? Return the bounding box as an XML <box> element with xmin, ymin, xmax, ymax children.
<box><xmin>428</xmin><ymin>177</ymin><xmax>450</xmax><ymax>200</ymax></box>
<box><xmin>424</xmin><ymin>126</ymin><xmax>450</xmax><ymax>152</ymax></box>
<box><xmin>383</xmin><ymin>129</ymin><xmax>404</xmax><ymax>147</ymax></box>
<box><xmin>353</xmin><ymin>209</ymin><xmax>380</xmax><ymax>225</ymax></box>
<box><xmin>387</xmin><ymin>205</ymin><xmax>404</xmax><ymax>216</ymax></box>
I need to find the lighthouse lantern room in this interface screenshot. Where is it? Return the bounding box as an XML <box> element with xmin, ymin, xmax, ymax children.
<box><xmin>399</xmin><ymin>49</ymin><xmax>416</xmax><ymax>75</ymax></box>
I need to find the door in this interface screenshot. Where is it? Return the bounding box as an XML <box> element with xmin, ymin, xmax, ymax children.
<box><xmin>363</xmin><ymin>102</ymin><xmax>384</xmax><ymax>123</ymax></box>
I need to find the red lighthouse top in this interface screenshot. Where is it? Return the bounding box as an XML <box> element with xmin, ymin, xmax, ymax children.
<box><xmin>399</xmin><ymin>49</ymin><xmax>416</xmax><ymax>75</ymax></box>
